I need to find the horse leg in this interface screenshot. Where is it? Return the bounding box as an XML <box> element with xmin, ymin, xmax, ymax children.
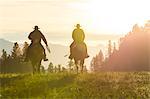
<box><xmin>33</xmin><ymin>63</ymin><xmax>39</xmax><ymax>73</ymax></box>
<box><xmin>33</xmin><ymin>63</ymin><xmax>39</xmax><ymax>74</ymax></box>
<box><xmin>37</xmin><ymin>63</ymin><xmax>40</xmax><ymax>73</ymax></box>
<box><xmin>35</xmin><ymin>63</ymin><xmax>38</xmax><ymax>73</ymax></box>
<box><xmin>80</xmin><ymin>60</ymin><xmax>84</xmax><ymax>73</ymax></box>
<box><xmin>37</xmin><ymin>61</ymin><xmax>42</xmax><ymax>73</ymax></box>
<box><xmin>75</xmin><ymin>60</ymin><xmax>79</xmax><ymax>74</ymax></box>
<box><xmin>32</xmin><ymin>64</ymin><xmax>36</xmax><ymax>74</ymax></box>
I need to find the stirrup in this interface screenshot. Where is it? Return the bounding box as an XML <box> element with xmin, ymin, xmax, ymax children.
<box><xmin>86</xmin><ymin>55</ymin><xmax>89</xmax><ymax>58</ymax></box>
<box><xmin>69</xmin><ymin>54</ymin><xmax>73</xmax><ymax>59</ymax></box>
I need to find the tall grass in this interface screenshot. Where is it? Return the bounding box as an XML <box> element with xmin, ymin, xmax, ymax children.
<box><xmin>0</xmin><ymin>72</ymin><xmax>150</xmax><ymax>98</ymax></box>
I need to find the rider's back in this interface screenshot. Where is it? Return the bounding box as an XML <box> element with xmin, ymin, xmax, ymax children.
<box><xmin>29</xmin><ymin>30</ymin><xmax>42</xmax><ymax>43</ymax></box>
<box><xmin>72</xmin><ymin>28</ymin><xmax>85</xmax><ymax>43</ymax></box>
<box><xmin>28</xmin><ymin>30</ymin><xmax>47</xmax><ymax>45</ymax></box>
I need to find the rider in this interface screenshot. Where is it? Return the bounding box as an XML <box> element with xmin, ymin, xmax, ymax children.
<box><xmin>69</xmin><ymin>24</ymin><xmax>89</xmax><ymax>59</ymax></box>
<box><xmin>26</xmin><ymin>25</ymin><xmax>48</xmax><ymax>61</ymax></box>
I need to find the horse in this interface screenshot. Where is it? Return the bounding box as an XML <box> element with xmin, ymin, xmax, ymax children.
<box><xmin>71</xmin><ymin>42</ymin><xmax>88</xmax><ymax>73</ymax></box>
<box><xmin>27</xmin><ymin>43</ymin><xmax>44</xmax><ymax>74</ymax></box>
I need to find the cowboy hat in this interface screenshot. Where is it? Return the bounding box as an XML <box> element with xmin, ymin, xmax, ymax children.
<box><xmin>75</xmin><ymin>24</ymin><xmax>81</xmax><ymax>27</ymax></box>
<box><xmin>33</xmin><ymin>25</ymin><xmax>40</xmax><ymax>29</ymax></box>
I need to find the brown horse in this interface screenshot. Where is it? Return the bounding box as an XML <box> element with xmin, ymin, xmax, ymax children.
<box><xmin>72</xmin><ymin>43</ymin><xmax>87</xmax><ymax>73</ymax></box>
<box><xmin>27</xmin><ymin>43</ymin><xmax>44</xmax><ymax>74</ymax></box>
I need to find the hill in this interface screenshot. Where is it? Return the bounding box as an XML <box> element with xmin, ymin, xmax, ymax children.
<box><xmin>0</xmin><ymin>39</ymin><xmax>13</xmax><ymax>55</ymax></box>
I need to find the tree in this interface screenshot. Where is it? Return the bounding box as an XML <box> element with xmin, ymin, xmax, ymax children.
<box><xmin>132</xmin><ymin>24</ymin><xmax>142</xmax><ymax>33</ymax></box>
<box><xmin>1</xmin><ymin>49</ymin><xmax>7</xmax><ymax>61</ymax></box>
<box><xmin>0</xmin><ymin>43</ymin><xmax>32</xmax><ymax>73</ymax></box>
<box><xmin>22</xmin><ymin>42</ymin><xmax>29</xmax><ymax>59</ymax></box>
<box><xmin>91</xmin><ymin>57</ymin><xmax>95</xmax><ymax>71</ymax></box>
<box><xmin>48</xmin><ymin>62</ymin><xmax>54</xmax><ymax>73</ymax></box>
<box><xmin>97</xmin><ymin>50</ymin><xmax>104</xmax><ymax>64</ymax></box>
<box><xmin>144</xmin><ymin>20</ymin><xmax>150</xmax><ymax>32</ymax></box>
<box><xmin>108</xmin><ymin>40</ymin><xmax>112</xmax><ymax>58</ymax></box>
<box><xmin>11</xmin><ymin>42</ymin><xmax>21</xmax><ymax>59</ymax></box>
<box><xmin>68</xmin><ymin>60</ymin><xmax>75</xmax><ymax>72</ymax></box>
<box><xmin>40</xmin><ymin>65</ymin><xmax>45</xmax><ymax>73</ymax></box>
<box><xmin>54</xmin><ymin>66</ymin><xmax>57</xmax><ymax>73</ymax></box>
<box><xmin>102</xmin><ymin>22</ymin><xmax>150</xmax><ymax>71</ymax></box>
<box><xmin>58</xmin><ymin>64</ymin><xmax>61</xmax><ymax>72</ymax></box>
<box><xmin>113</xmin><ymin>42</ymin><xmax>118</xmax><ymax>53</ymax></box>
<box><xmin>91</xmin><ymin>50</ymin><xmax>104</xmax><ymax>72</ymax></box>
<box><xmin>1</xmin><ymin>49</ymin><xmax>8</xmax><ymax>72</ymax></box>
<box><xmin>62</xmin><ymin>67</ymin><xmax>67</xmax><ymax>72</ymax></box>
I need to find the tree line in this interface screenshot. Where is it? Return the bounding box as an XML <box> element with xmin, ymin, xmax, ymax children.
<box><xmin>90</xmin><ymin>20</ymin><xmax>150</xmax><ymax>71</ymax></box>
<box><xmin>0</xmin><ymin>42</ymin><xmax>32</xmax><ymax>73</ymax></box>
<box><xmin>0</xmin><ymin>42</ymin><xmax>87</xmax><ymax>73</ymax></box>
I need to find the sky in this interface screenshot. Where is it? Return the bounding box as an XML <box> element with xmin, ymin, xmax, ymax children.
<box><xmin>0</xmin><ymin>0</ymin><xmax>150</xmax><ymax>45</ymax></box>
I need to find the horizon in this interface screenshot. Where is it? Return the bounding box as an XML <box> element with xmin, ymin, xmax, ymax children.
<box><xmin>0</xmin><ymin>33</ymin><xmax>121</xmax><ymax>47</ymax></box>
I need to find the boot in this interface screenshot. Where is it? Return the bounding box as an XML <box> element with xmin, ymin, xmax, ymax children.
<box><xmin>43</xmin><ymin>50</ymin><xmax>48</xmax><ymax>61</ymax></box>
<box><xmin>43</xmin><ymin>55</ymin><xmax>48</xmax><ymax>61</ymax></box>
<box><xmin>86</xmin><ymin>54</ymin><xmax>89</xmax><ymax>58</ymax></box>
<box><xmin>44</xmin><ymin>58</ymin><xmax>48</xmax><ymax>61</ymax></box>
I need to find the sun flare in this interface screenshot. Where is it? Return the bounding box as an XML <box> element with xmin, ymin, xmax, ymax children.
<box><xmin>70</xmin><ymin>0</ymin><xmax>150</xmax><ymax>35</ymax></box>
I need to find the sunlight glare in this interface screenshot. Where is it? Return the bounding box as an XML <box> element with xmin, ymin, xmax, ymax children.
<box><xmin>74</xmin><ymin>0</ymin><xmax>150</xmax><ymax>35</ymax></box>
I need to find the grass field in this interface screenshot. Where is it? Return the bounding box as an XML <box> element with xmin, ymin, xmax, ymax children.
<box><xmin>0</xmin><ymin>72</ymin><xmax>150</xmax><ymax>99</ymax></box>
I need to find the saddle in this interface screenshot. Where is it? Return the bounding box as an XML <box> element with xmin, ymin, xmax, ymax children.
<box><xmin>71</xmin><ymin>42</ymin><xmax>88</xmax><ymax>60</ymax></box>
<box><xmin>27</xmin><ymin>43</ymin><xmax>44</xmax><ymax>59</ymax></box>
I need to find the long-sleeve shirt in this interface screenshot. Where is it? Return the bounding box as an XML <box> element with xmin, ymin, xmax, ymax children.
<box><xmin>28</xmin><ymin>30</ymin><xmax>48</xmax><ymax>46</ymax></box>
<box><xmin>72</xmin><ymin>28</ymin><xmax>85</xmax><ymax>43</ymax></box>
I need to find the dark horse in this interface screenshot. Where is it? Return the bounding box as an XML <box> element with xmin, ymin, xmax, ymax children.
<box><xmin>27</xmin><ymin>43</ymin><xmax>44</xmax><ymax>73</ymax></box>
<box><xmin>72</xmin><ymin>43</ymin><xmax>87</xmax><ymax>73</ymax></box>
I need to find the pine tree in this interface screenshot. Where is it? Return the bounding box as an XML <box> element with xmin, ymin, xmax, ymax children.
<box><xmin>48</xmin><ymin>62</ymin><xmax>54</xmax><ymax>73</ymax></box>
<box><xmin>1</xmin><ymin>49</ymin><xmax>8</xmax><ymax>73</ymax></box>
<box><xmin>22</xmin><ymin>42</ymin><xmax>29</xmax><ymax>59</ymax></box>
<box><xmin>1</xmin><ymin>49</ymin><xmax>7</xmax><ymax>61</ymax></box>
<box><xmin>108</xmin><ymin>40</ymin><xmax>112</xmax><ymax>58</ymax></box>
<box><xmin>113</xmin><ymin>42</ymin><xmax>117</xmax><ymax>53</ymax></box>
<box><xmin>58</xmin><ymin>64</ymin><xmax>61</xmax><ymax>72</ymax></box>
<box><xmin>144</xmin><ymin>20</ymin><xmax>150</xmax><ymax>32</ymax></box>
<box><xmin>91</xmin><ymin>56</ymin><xmax>99</xmax><ymax>71</ymax></box>
<box><xmin>68</xmin><ymin>60</ymin><xmax>74</xmax><ymax>71</ymax></box>
<box><xmin>132</xmin><ymin>24</ymin><xmax>142</xmax><ymax>33</ymax></box>
<box><xmin>11</xmin><ymin>42</ymin><xmax>21</xmax><ymax>59</ymax></box>
<box><xmin>90</xmin><ymin>57</ymin><xmax>96</xmax><ymax>71</ymax></box>
<box><xmin>98</xmin><ymin>50</ymin><xmax>104</xmax><ymax>64</ymax></box>
<box><xmin>91</xmin><ymin>50</ymin><xmax>104</xmax><ymax>72</ymax></box>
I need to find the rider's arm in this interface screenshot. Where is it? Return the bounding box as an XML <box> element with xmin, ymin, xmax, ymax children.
<box><xmin>81</xmin><ymin>29</ymin><xmax>85</xmax><ymax>40</ymax></box>
<box><xmin>28</xmin><ymin>32</ymin><xmax>33</xmax><ymax>40</ymax></box>
<box><xmin>72</xmin><ymin>29</ymin><xmax>76</xmax><ymax>41</ymax></box>
<box><xmin>40</xmin><ymin>32</ymin><xmax>48</xmax><ymax>46</ymax></box>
